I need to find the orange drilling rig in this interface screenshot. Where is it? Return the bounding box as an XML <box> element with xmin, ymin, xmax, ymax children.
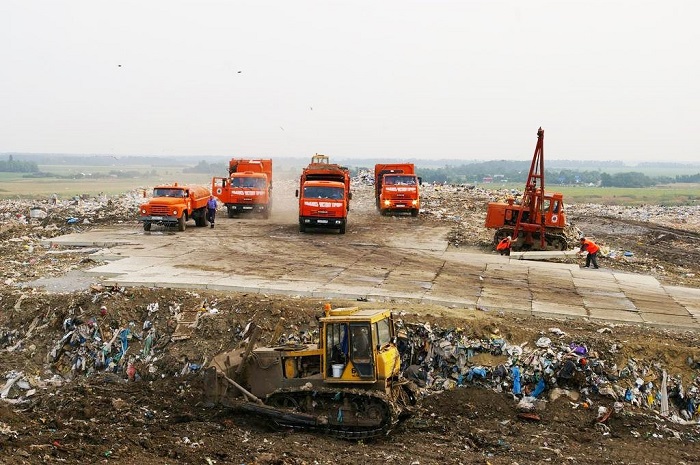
<box><xmin>484</xmin><ymin>127</ymin><xmax>579</xmax><ymax>251</ymax></box>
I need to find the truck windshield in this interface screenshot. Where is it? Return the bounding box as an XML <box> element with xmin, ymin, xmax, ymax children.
<box><xmin>153</xmin><ymin>188</ymin><xmax>185</xmax><ymax>197</ymax></box>
<box><xmin>231</xmin><ymin>177</ymin><xmax>266</xmax><ymax>189</ymax></box>
<box><xmin>304</xmin><ymin>186</ymin><xmax>344</xmax><ymax>199</ymax></box>
<box><xmin>384</xmin><ymin>176</ymin><xmax>416</xmax><ymax>186</ymax></box>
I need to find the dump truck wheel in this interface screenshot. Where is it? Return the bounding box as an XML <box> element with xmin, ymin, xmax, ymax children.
<box><xmin>299</xmin><ymin>221</ymin><xmax>305</xmax><ymax>233</ymax></box>
<box><xmin>227</xmin><ymin>206</ymin><xmax>234</xmax><ymax>218</ymax></box>
<box><xmin>339</xmin><ymin>223</ymin><xmax>346</xmax><ymax>234</ymax></box>
<box><xmin>411</xmin><ymin>209</ymin><xmax>419</xmax><ymax>217</ymax></box>
<box><xmin>178</xmin><ymin>215</ymin><xmax>186</xmax><ymax>231</ymax></box>
<box><xmin>143</xmin><ymin>222</ymin><xmax>151</xmax><ymax>231</ymax></box>
<box><xmin>194</xmin><ymin>209</ymin><xmax>206</xmax><ymax>227</ymax></box>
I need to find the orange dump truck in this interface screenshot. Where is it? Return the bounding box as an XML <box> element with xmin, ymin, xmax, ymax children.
<box><xmin>374</xmin><ymin>163</ymin><xmax>421</xmax><ymax>217</ymax></box>
<box><xmin>212</xmin><ymin>158</ymin><xmax>273</xmax><ymax>218</ymax></box>
<box><xmin>139</xmin><ymin>183</ymin><xmax>211</xmax><ymax>231</ymax></box>
<box><xmin>295</xmin><ymin>154</ymin><xmax>352</xmax><ymax>234</ymax></box>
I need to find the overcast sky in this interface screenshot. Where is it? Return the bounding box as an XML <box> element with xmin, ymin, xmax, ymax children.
<box><xmin>2</xmin><ymin>1</ymin><xmax>698</xmax><ymax>163</ymax></box>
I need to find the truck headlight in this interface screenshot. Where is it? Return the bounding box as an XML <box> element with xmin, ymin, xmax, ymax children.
<box><xmin>141</xmin><ymin>209</ymin><xmax>146</xmax><ymax>214</ymax></box>
<box><xmin>412</xmin><ymin>200</ymin><xmax>418</xmax><ymax>206</ymax></box>
<box><xmin>172</xmin><ymin>210</ymin><xmax>178</xmax><ymax>215</ymax></box>
<box><xmin>384</xmin><ymin>200</ymin><xmax>391</xmax><ymax>206</ymax></box>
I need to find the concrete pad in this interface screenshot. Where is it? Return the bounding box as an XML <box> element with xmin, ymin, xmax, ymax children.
<box><xmin>685</xmin><ymin>307</ymin><xmax>700</xmax><ymax>319</ymax></box>
<box><xmin>330</xmin><ymin>274</ymin><xmax>385</xmax><ymax>286</ymax></box>
<box><xmin>422</xmin><ymin>295</ymin><xmax>479</xmax><ymax>307</ymax></box>
<box><xmin>510</xmin><ymin>250</ymin><xmax>579</xmax><ymax>260</ymax></box>
<box><xmin>87</xmin><ymin>257</ymin><xmax>159</xmax><ymax>276</ymax></box>
<box><xmin>89</xmin><ymin>250</ymin><xmax>125</xmax><ymax>262</ymax></box>
<box><xmin>103</xmin><ymin>277</ymin><xmax>157</xmax><ymax>288</ymax></box>
<box><xmin>385</xmin><ymin>226</ymin><xmax>450</xmax><ymax>251</ymax></box>
<box><xmin>582</xmin><ymin>296</ymin><xmax>638</xmax><ymax>312</ymax></box>
<box><xmin>532</xmin><ymin>301</ymin><xmax>588</xmax><ymax>318</ymax></box>
<box><xmin>589</xmin><ymin>308</ymin><xmax>645</xmax><ymax>324</ymax></box>
<box><xmin>577</xmin><ymin>288</ymin><xmax>627</xmax><ymax>298</ymax></box>
<box><xmin>429</xmin><ymin>283</ymin><xmax>481</xmax><ymax>298</ymax></box>
<box><xmin>22</xmin><ymin>270</ymin><xmax>101</xmax><ymax>293</ymax></box>
<box><xmin>613</xmin><ymin>272</ymin><xmax>664</xmax><ymax>287</ymax></box>
<box><xmin>446</xmin><ymin>252</ymin><xmax>496</xmax><ymax>267</ymax></box>
<box><xmin>528</xmin><ymin>272</ymin><xmax>575</xmax><ymax>286</ymax></box>
<box><xmin>531</xmin><ymin>291</ymin><xmax>584</xmax><ymax>308</ymax></box>
<box><xmin>665</xmin><ymin>286</ymin><xmax>700</xmax><ymax>305</ymax></box>
<box><xmin>476</xmin><ymin>295</ymin><xmax>531</xmax><ymax>314</ymax></box>
<box><xmin>44</xmin><ymin>225</ymin><xmax>700</xmax><ymax>332</ymax></box>
<box><xmin>573</xmin><ymin>278</ymin><xmax>623</xmax><ymax>293</ymax></box>
<box><xmin>626</xmin><ymin>298</ymin><xmax>689</xmax><ymax>316</ymax></box>
<box><xmin>481</xmin><ymin>283</ymin><xmax>530</xmax><ymax>295</ymax></box>
<box><xmin>640</xmin><ymin>312</ymin><xmax>698</xmax><ymax>328</ymax></box>
<box><xmin>512</xmin><ymin>261</ymin><xmax>580</xmax><ymax>273</ymax></box>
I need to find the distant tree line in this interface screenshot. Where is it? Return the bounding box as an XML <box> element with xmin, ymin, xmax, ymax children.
<box><xmin>0</xmin><ymin>155</ymin><xmax>39</xmax><ymax>173</ymax></box>
<box><xmin>399</xmin><ymin>160</ymin><xmax>700</xmax><ymax>188</ymax></box>
<box><xmin>21</xmin><ymin>169</ymin><xmax>157</xmax><ymax>179</ymax></box>
<box><xmin>600</xmin><ymin>172</ymin><xmax>655</xmax><ymax>188</ymax></box>
<box><xmin>183</xmin><ymin>160</ymin><xmax>225</xmax><ymax>175</ymax></box>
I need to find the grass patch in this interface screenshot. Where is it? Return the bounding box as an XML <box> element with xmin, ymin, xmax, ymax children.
<box><xmin>0</xmin><ymin>167</ymin><xmax>214</xmax><ymax>199</ymax></box>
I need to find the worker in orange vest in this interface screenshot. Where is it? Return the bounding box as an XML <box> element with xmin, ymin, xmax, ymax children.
<box><xmin>496</xmin><ymin>236</ymin><xmax>512</xmax><ymax>256</ymax></box>
<box><xmin>578</xmin><ymin>237</ymin><xmax>600</xmax><ymax>269</ymax></box>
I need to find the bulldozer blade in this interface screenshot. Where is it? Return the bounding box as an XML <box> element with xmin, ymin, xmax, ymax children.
<box><xmin>240</xmin><ymin>402</ymin><xmax>320</xmax><ymax>426</ymax></box>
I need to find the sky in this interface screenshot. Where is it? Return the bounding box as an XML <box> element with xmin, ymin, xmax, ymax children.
<box><xmin>1</xmin><ymin>0</ymin><xmax>698</xmax><ymax>163</ymax></box>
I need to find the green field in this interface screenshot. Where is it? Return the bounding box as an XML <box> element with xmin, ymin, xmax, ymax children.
<box><xmin>484</xmin><ymin>182</ymin><xmax>700</xmax><ymax>206</ymax></box>
<box><xmin>0</xmin><ymin>168</ymin><xmax>214</xmax><ymax>199</ymax></box>
<box><xmin>555</xmin><ymin>184</ymin><xmax>700</xmax><ymax>206</ymax></box>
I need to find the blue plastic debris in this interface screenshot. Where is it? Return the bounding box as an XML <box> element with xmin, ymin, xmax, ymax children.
<box><xmin>512</xmin><ymin>366</ymin><xmax>522</xmax><ymax>395</ymax></box>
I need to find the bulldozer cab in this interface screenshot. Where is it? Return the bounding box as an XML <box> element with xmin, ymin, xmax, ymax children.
<box><xmin>311</xmin><ymin>153</ymin><xmax>330</xmax><ymax>164</ymax></box>
<box><xmin>321</xmin><ymin>307</ymin><xmax>397</xmax><ymax>383</ymax></box>
<box><xmin>326</xmin><ymin>321</ymin><xmax>374</xmax><ymax>379</ymax></box>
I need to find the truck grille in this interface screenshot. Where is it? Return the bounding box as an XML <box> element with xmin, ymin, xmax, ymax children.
<box><xmin>151</xmin><ymin>205</ymin><xmax>172</xmax><ymax>215</ymax></box>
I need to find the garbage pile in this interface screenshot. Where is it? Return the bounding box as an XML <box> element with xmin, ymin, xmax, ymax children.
<box><xmin>396</xmin><ymin>320</ymin><xmax>700</xmax><ymax>425</ymax></box>
<box><xmin>0</xmin><ymin>191</ymin><xmax>145</xmax><ymax>289</ymax></box>
<box><xmin>0</xmin><ymin>190</ymin><xmax>143</xmax><ymax>230</ymax></box>
<box><xmin>0</xmin><ymin>293</ymin><xmax>219</xmax><ymax>404</ymax></box>
<box><xmin>568</xmin><ymin>203</ymin><xmax>700</xmax><ymax>234</ymax></box>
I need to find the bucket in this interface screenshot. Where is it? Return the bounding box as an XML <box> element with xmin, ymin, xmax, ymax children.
<box><xmin>331</xmin><ymin>363</ymin><xmax>344</xmax><ymax>378</ymax></box>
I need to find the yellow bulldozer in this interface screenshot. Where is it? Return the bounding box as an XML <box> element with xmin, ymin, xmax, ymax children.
<box><xmin>203</xmin><ymin>304</ymin><xmax>418</xmax><ymax>439</ymax></box>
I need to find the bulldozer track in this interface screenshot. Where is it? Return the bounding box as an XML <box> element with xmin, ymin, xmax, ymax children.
<box><xmin>238</xmin><ymin>384</ymin><xmax>416</xmax><ymax>440</ymax></box>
